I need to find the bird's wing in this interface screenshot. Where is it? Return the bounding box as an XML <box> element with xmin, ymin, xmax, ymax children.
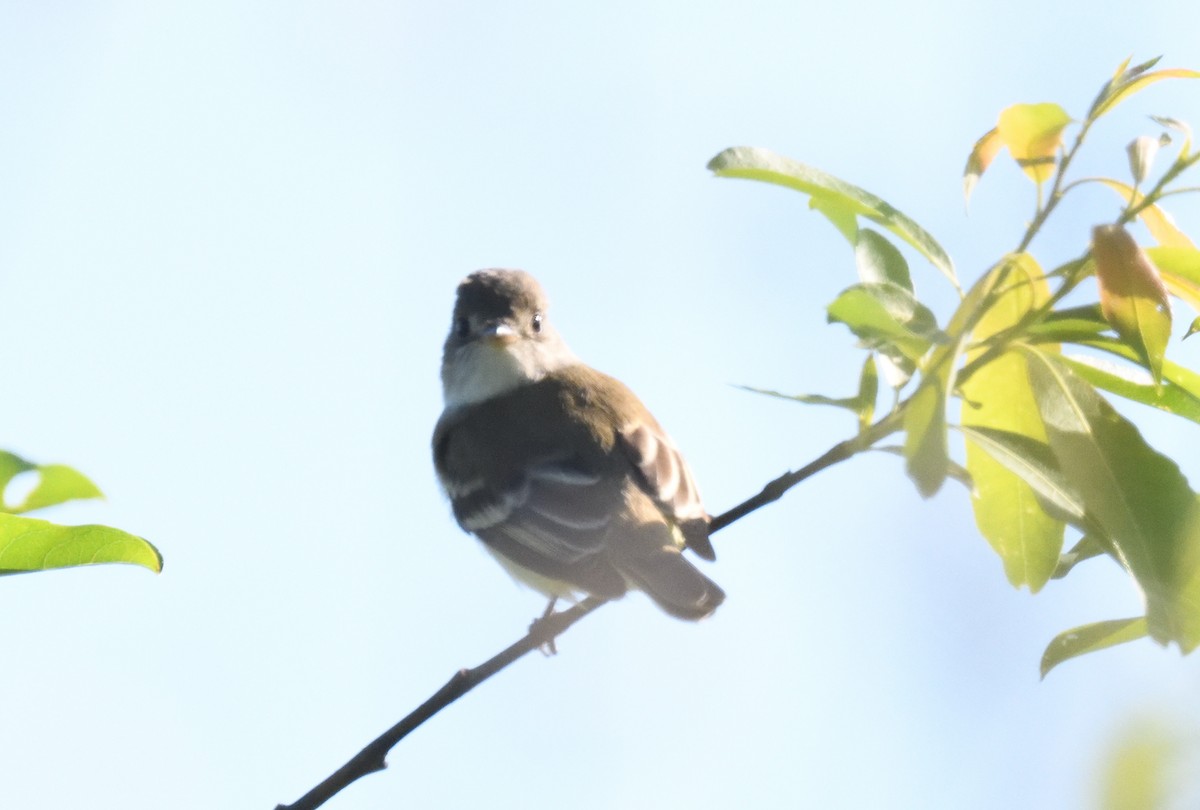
<box><xmin>445</xmin><ymin>456</ymin><xmax>629</xmax><ymax>597</ymax></box>
<box><xmin>617</xmin><ymin>422</ymin><xmax>715</xmax><ymax>561</ymax></box>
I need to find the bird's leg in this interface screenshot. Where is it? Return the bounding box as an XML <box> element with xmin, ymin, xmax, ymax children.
<box><xmin>529</xmin><ymin>597</ymin><xmax>559</xmax><ymax>656</ymax></box>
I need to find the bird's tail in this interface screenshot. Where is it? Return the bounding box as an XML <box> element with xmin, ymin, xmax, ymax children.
<box><xmin>617</xmin><ymin>547</ymin><xmax>725</xmax><ymax>620</ymax></box>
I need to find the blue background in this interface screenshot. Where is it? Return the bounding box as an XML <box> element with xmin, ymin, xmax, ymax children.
<box><xmin>4</xmin><ymin>2</ymin><xmax>1200</xmax><ymax>807</ymax></box>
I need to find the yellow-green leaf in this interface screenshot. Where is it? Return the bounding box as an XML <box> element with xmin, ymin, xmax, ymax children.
<box><xmin>1040</xmin><ymin>617</ymin><xmax>1148</xmax><ymax>678</ymax></box>
<box><xmin>708</xmin><ymin>146</ymin><xmax>958</xmax><ymax>289</ymax></box>
<box><xmin>961</xmin><ymin>254</ymin><xmax>1064</xmax><ymax>591</ymax></box>
<box><xmin>1186</xmin><ymin>317</ymin><xmax>1200</xmax><ymax>340</ymax></box>
<box><xmin>963</xmin><ymin>127</ymin><xmax>1003</xmax><ymax>205</ymax></box>
<box><xmin>1061</xmin><ymin>353</ymin><xmax>1200</xmax><ymax>425</ymax></box>
<box><xmin>826</xmin><ymin>282</ymin><xmax>944</xmax><ymax>362</ymax></box>
<box><xmin>1025</xmin><ymin>350</ymin><xmax>1200</xmax><ymax>651</ymax></box>
<box><xmin>1146</xmin><ymin>246</ymin><xmax>1200</xmax><ymax>310</ymax></box>
<box><xmin>996</xmin><ymin>103</ymin><xmax>1072</xmax><ymax>185</ymax></box>
<box><xmin>0</xmin><ymin>512</ymin><xmax>162</xmax><ymax>574</ymax></box>
<box><xmin>903</xmin><ymin>376</ymin><xmax>948</xmax><ymax>498</ymax></box>
<box><xmin>0</xmin><ymin>451</ymin><xmax>104</xmax><ymax>514</ymax></box>
<box><xmin>855</xmin><ymin>229</ymin><xmax>912</xmax><ymax>291</ymax></box>
<box><xmin>1093</xmin><ymin>66</ymin><xmax>1200</xmax><ymax>119</ymax></box>
<box><xmin>1093</xmin><ymin>225</ymin><xmax>1172</xmax><ymax>386</ymax></box>
<box><xmin>1099</xmin><ymin>180</ymin><xmax>1195</xmax><ymax>248</ymax></box>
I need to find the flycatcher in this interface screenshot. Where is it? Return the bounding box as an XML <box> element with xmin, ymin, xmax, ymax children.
<box><xmin>433</xmin><ymin>269</ymin><xmax>724</xmax><ymax>620</ymax></box>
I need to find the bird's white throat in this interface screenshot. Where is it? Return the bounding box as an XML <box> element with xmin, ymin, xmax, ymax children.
<box><xmin>441</xmin><ymin>336</ymin><xmax>577</xmax><ymax>409</ymax></box>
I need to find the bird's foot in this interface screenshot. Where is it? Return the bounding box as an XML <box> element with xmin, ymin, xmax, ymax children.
<box><xmin>529</xmin><ymin>598</ymin><xmax>559</xmax><ymax>656</ymax></box>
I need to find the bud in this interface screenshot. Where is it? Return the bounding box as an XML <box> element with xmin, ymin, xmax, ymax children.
<box><xmin>1126</xmin><ymin>135</ymin><xmax>1161</xmax><ymax>185</ymax></box>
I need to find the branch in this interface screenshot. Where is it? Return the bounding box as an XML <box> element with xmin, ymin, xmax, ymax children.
<box><xmin>275</xmin><ymin>422</ymin><xmax>894</xmax><ymax>810</ymax></box>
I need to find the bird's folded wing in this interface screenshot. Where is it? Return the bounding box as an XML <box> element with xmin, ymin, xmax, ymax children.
<box><xmin>449</xmin><ymin>460</ymin><xmax>615</xmax><ymax>564</ymax></box>
<box><xmin>617</xmin><ymin>422</ymin><xmax>715</xmax><ymax>560</ymax></box>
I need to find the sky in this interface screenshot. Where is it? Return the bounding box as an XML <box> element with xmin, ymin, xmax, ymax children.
<box><xmin>4</xmin><ymin>2</ymin><xmax>1200</xmax><ymax>808</ymax></box>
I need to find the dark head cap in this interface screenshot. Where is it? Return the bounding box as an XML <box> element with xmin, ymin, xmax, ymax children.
<box><xmin>454</xmin><ymin>269</ymin><xmax>548</xmax><ymax>320</ymax></box>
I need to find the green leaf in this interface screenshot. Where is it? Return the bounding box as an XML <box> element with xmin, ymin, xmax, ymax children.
<box><xmin>960</xmin><ymin>256</ymin><xmax>1064</xmax><ymax>590</ymax></box>
<box><xmin>0</xmin><ymin>451</ymin><xmax>104</xmax><ymax>514</ymax></box>
<box><xmin>1062</xmin><ymin>335</ymin><xmax>1200</xmax><ymax>423</ymax></box>
<box><xmin>1024</xmin><ymin>348</ymin><xmax>1200</xmax><ymax>651</ymax></box>
<box><xmin>808</xmin><ymin>195</ymin><xmax>859</xmax><ymax>244</ymax></box>
<box><xmin>1099</xmin><ymin>181</ymin><xmax>1195</xmax><ymax>248</ymax></box>
<box><xmin>0</xmin><ymin>512</ymin><xmax>162</xmax><ymax>574</ymax></box>
<box><xmin>1151</xmin><ymin>115</ymin><xmax>1194</xmax><ymax>159</ymax></box>
<box><xmin>854</xmin><ymin>229</ymin><xmax>912</xmax><ymax>291</ymax></box>
<box><xmin>1059</xmin><ymin>353</ymin><xmax>1200</xmax><ymax>426</ymax></box>
<box><xmin>1146</xmin><ymin>246</ymin><xmax>1200</xmax><ymax>310</ymax></box>
<box><xmin>1186</xmin><ymin>317</ymin><xmax>1200</xmax><ymax>340</ymax></box>
<box><xmin>903</xmin><ymin>373</ymin><xmax>949</xmax><ymax>498</ymax></box>
<box><xmin>963</xmin><ymin>127</ymin><xmax>1003</xmax><ymax>205</ymax></box>
<box><xmin>1052</xmin><ymin>534</ymin><xmax>1108</xmax><ymax>579</ymax></box>
<box><xmin>855</xmin><ymin>354</ymin><xmax>878</xmax><ymax>431</ymax></box>
<box><xmin>708</xmin><ymin>146</ymin><xmax>958</xmax><ymax>289</ymax></box>
<box><xmin>826</xmin><ymin>282</ymin><xmax>944</xmax><ymax>362</ymax></box>
<box><xmin>1093</xmin><ymin>225</ymin><xmax>1172</xmax><ymax>386</ymax></box>
<box><xmin>1025</xmin><ymin>304</ymin><xmax>1113</xmax><ymax>343</ymax></box>
<box><xmin>1040</xmin><ymin>617</ymin><xmax>1148</xmax><ymax>678</ymax></box>
<box><xmin>735</xmin><ymin>385</ymin><xmax>856</xmax><ymax>409</ymax></box>
<box><xmin>1091</xmin><ymin>61</ymin><xmax>1200</xmax><ymax>119</ymax></box>
<box><xmin>995</xmin><ymin>103</ymin><xmax>1072</xmax><ymax>185</ymax></box>
<box><xmin>737</xmin><ymin>355</ymin><xmax>879</xmax><ymax>431</ymax></box>
<box><xmin>958</xmin><ymin>425</ymin><xmax>1085</xmax><ymax>525</ymax></box>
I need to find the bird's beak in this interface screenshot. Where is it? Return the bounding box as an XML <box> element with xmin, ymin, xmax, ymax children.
<box><xmin>482</xmin><ymin>322</ymin><xmax>519</xmax><ymax>347</ymax></box>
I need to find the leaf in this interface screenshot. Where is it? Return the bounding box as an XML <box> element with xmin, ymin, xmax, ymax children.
<box><xmin>1025</xmin><ymin>304</ymin><xmax>1113</xmax><ymax>343</ymax></box>
<box><xmin>960</xmin><ymin>255</ymin><xmax>1064</xmax><ymax>590</ymax></box>
<box><xmin>1059</xmin><ymin>353</ymin><xmax>1200</xmax><ymax>425</ymax></box>
<box><xmin>876</xmin><ymin>353</ymin><xmax>914</xmax><ymax>391</ymax></box>
<box><xmin>1040</xmin><ymin>617</ymin><xmax>1148</xmax><ymax>678</ymax></box>
<box><xmin>903</xmin><ymin>378</ymin><xmax>949</xmax><ymax>498</ymax></box>
<box><xmin>0</xmin><ymin>512</ymin><xmax>162</xmax><ymax>574</ymax></box>
<box><xmin>1187</xmin><ymin>317</ymin><xmax>1200</xmax><ymax>340</ymax></box>
<box><xmin>963</xmin><ymin>127</ymin><xmax>1003</xmax><ymax>205</ymax></box>
<box><xmin>708</xmin><ymin>146</ymin><xmax>958</xmax><ymax>289</ymax></box>
<box><xmin>1024</xmin><ymin>349</ymin><xmax>1200</xmax><ymax>651</ymax></box>
<box><xmin>1146</xmin><ymin>246</ymin><xmax>1200</xmax><ymax>310</ymax></box>
<box><xmin>996</xmin><ymin>103</ymin><xmax>1072</xmax><ymax>184</ymax></box>
<box><xmin>1097</xmin><ymin>718</ymin><xmax>1181</xmax><ymax>810</ymax></box>
<box><xmin>826</xmin><ymin>282</ymin><xmax>944</xmax><ymax>362</ymax></box>
<box><xmin>0</xmin><ymin>451</ymin><xmax>104</xmax><ymax>514</ymax></box>
<box><xmin>855</xmin><ymin>354</ymin><xmax>878</xmax><ymax>431</ymax></box>
<box><xmin>1052</xmin><ymin>534</ymin><xmax>1108</xmax><ymax>579</ymax></box>
<box><xmin>735</xmin><ymin>385</ymin><xmax>858</xmax><ymax>409</ymax></box>
<box><xmin>1091</xmin><ymin>62</ymin><xmax>1200</xmax><ymax>119</ymax></box>
<box><xmin>1062</xmin><ymin>335</ymin><xmax>1200</xmax><ymax>423</ymax></box>
<box><xmin>1093</xmin><ymin>225</ymin><xmax>1172</xmax><ymax>386</ymax></box>
<box><xmin>958</xmin><ymin>425</ymin><xmax>1085</xmax><ymax>525</ymax></box>
<box><xmin>1151</xmin><ymin>115</ymin><xmax>1194</xmax><ymax>158</ymax></box>
<box><xmin>873</xmin><ymin>445</ymin><xmax>971</xmax><ymax>489</ymax></box>
<box><xmin>1099</xmin><ymin>180</ymin><xmax>1195</xmax><ymax>248</ymax></box>
<box><xmin>737</xmin><ymin>354</ymin><xmax>879</xmax><ymax>432</ymax></box>
<box><xmin>855</xmin><ymin>229</ymin><xmax>912</xmax><ymax>291</ymax></box>
<box><xmin>808</xmin><ymin>195</ymin><xmax>859</xmax><ymax>244</ymax></box>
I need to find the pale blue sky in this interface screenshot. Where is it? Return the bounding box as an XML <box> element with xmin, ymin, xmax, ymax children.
<box><xmin>4</xmin><ymin>2</ymin><xmax>1200</xmax><ymax>808</ymax></box>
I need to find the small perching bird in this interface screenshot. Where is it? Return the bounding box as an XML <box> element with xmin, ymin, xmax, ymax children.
<box><xmin>432</xmin><ymin>269</ymin><xmax>724</xmax><ymax>620</ymax></box>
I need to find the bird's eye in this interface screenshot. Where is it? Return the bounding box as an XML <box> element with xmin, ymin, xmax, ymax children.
<box><xmin>531</xmin><ymin>312</ymin><xmax>543</xmax><ymax>333</ymax></box>
<box><xmin>455</xmin><ymin>317</ymin><xmax>470</xmax><ymax>338</ymax></box>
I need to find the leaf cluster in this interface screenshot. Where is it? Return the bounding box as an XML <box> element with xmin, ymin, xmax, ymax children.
<box><xmin>709</xmin><ymin>56</ymin><xmax>1200</xmax><ymax>675</ymax></box>
<box><xmin>0</xmin><ymin>450</ymin><xmax>161</xmax><ymax>576</ymax></box>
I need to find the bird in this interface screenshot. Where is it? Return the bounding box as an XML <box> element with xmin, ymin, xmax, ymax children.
<box><xmin>432</xmin><ymin>269</ymin><xmax>724</xmax><ymax>620</ymax></box>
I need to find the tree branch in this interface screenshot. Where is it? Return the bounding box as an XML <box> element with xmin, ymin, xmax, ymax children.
<box><xmin>275</xmin><ymin>423</ymin><xmax>895</xmax><ymax>810</ymax></box>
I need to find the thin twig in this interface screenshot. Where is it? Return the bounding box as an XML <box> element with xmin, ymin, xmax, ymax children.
<box><xmin>274</xmin><ymin>419</ymin><xmax>898</xmax><ymax>810</ymax></box>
